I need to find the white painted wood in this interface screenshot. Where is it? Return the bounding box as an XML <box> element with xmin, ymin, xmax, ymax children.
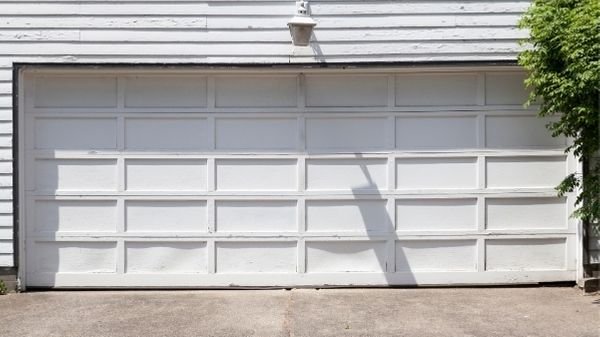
<box><xmin>125</xmin><ymin>159</ymin><xmax>207</xmax><ymax>191</ymax></box>
<box><xmin>34</xmin><ymin>200</ymin><xmax>117</xmax><ymax>233</ymax></box>
<box><xmin>485</xmin><ymin>197</ymin><xmax>567</xmax><ymax>230</ymax></box>
<box><xmin>395</xmin><ymin>73</ymin><xmax>479</xmax><ymax>106</ymax></box>
<box><xmin>305</xmin><ymin>199</ymin><xmax>392</xmax><ymax>233</ymax></box>
<box><xmin>216</xmin><ymin>241</ymin><xmax>297</xmax><ymax>273</ymax></box>
<box><xmin>124</xmin><ymin>76</ymin><xmax>207</xmax><ymax>108</ymax></box>
<box><xmin>215</xmin><ymin>118</ymin><xmax>297</xmax><ymax>151</ymax></box>
<box><xmin>35</xmin><ymin>117</ymin><xmax>118</xmax><ymax>150</ymax></box>
<box><xmin>485</xmin><ymin>239</ymin><xmax>566</xmax><ymax>271</ymax></box>
<box><xmin>215</xmin><ymin>200</ymin><xmax>297</xmax><ymax>232</ymax></box>
<box><xmin>306</xmin><ymin>158</ymin><xmax>387</xmax><ymax>191</ymax></box>
<box><xmin>486</xmin><ymin>115</ymin><xmax>566</xmax><ymax>149</ymax></box>
<box><xmin>485</xmin><ymin>72</ymin><xmax>531</xmax><ymax>105</ymax></box>
<box><xmin>396</xmin><ymin>199</ymin><xmax>477</xmax><ymax>231</ymax></box>
<box><xmin>125</xmin><ymin>200</ymin><xmax>207</xmax><ymax>232</ymax></box>
<box><xmin>19</xmin><ymin>70</ymin><xmax>579</xmax><ymax>287</ymax></box>
<box><xmin>33</xmin><ymin>76</ymin><xmax>118</xmax><ymax>108</ymax></box>
<box><xmin>306</xmin><ymin>241</ymin><xmax>387</xmax><ymax>273</ymax></box>
<box><xmin>396</xmin><ymin>158</ymin><xmax>478</xmax><ymax>189</ymax></box>
<box><xmin>486</xmin><ymin>156</ymin><xmax>566</xmax><ymax>188</ymax></box>
<box><xmin>125</xmin><ymin>118</ymin><xmax>210</xmax><ymax>151</ymax></box>
<box><xmin>396</xmin><ymin>240</ymin><xmax>477</xmax><ymax>272</ymax></box>
<box><xmin>396</xmin><ymin>116</ymin><xmax>478</xmax><ymax>150</ymax></box>
<box><xmin>306</xmin><ymin>117</ymin><xmax>388</xmax><ymax>151</ymax></box>
<box><xmin>304</xmin><ymin>75</ymin><xmax>388</xmax><ymax>107</ymax></box>
<box><xmin>125</xmin><ymin>242</ymin><xmax>207</xmax><ymax>274</ymax></box>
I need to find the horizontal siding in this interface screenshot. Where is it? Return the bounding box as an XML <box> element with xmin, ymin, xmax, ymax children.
<box><xmin>0</xmin><ymin>0</ymin><xmax>530</xmax><ymax>267</ymax></box>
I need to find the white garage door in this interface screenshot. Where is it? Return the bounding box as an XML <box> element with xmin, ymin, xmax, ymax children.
<box><xmin>20</xmin><ymin>68</ymin><xmax>578</xmax><ymax>288</ymax></box>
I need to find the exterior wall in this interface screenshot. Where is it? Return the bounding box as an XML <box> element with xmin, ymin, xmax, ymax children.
<box><xmin>0</xmin><ymin>0</ymin><xmax>529</xmax><ymax>268</ymax></box>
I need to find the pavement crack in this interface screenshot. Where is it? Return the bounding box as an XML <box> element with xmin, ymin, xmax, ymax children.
<box><xmin>282</xmin><ymin>290</ymin><xmax>294</xmax><ymax>337</ymax></box>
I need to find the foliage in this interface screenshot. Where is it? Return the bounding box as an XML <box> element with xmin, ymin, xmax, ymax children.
<box><xmin>0</xmin><ymin>280</ymin><xmax>7</xmax><ymax>295</ymax></box>
<box><xmin>519</xmin><ymin>0</ymin><xmax>600</xmax><ymax>225</ymax></box>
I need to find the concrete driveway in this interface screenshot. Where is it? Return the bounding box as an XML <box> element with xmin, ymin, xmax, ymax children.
<box><xmin>0</xmin><ymin>287</ymin><xmax>598</xmax><ymax>337</ymax></box>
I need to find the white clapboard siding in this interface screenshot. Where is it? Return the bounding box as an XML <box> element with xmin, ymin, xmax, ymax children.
<box><xmin>0</xmin><ymin>0</ymin><xmax>532</xmax><ymax>269</ymax></box>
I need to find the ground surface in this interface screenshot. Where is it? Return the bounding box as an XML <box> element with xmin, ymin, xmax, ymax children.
<box><xmin>0</xmin><ymin>287</ymin><xmax>598</xmax><ymax>337</ymax></box>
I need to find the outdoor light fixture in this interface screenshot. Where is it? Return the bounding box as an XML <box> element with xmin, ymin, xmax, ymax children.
<box><xmin>288</xmin><ymin>0</ymin><xmax>316</xmax><ymax>46</ymax></box>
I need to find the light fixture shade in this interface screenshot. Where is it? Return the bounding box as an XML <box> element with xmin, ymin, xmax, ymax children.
<box><xmin>288</xmin><ymin>15</ymin><xmax>316</xmax><ymax>46</ymax></box>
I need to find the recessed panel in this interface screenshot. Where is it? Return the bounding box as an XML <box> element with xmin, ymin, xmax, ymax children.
<box><xmin>306</xmin><ymin>158</ymin><xmax>387</xmax><ymax>191</ymax></box>
<box><xmin>396</xmin><ymin>158</ymin><xmax>477</xmax><ymax>189</ymax></box>
<box><xmin>396</xmin><ymin>240</ymin><xmax>477</xmax><ymax>271</ymax></box>
<box><xmin>215</xmin><ymin>76</ymin><xmax>297</xmax><ymax>107</ymax></box>
<box><xmin>34</xmin><ymin>242</ymin><xmax>116</xmax><ymax>273</ymax></box>
<box><xmin>216</xmin><ymin>242</ymin><xmax>297</xmax><ymax>273</ymax></box>
<box><xmin>34</xmin><ymin>200</ymin><xmax>117</xmax><ymax>232</ymax></box>
<box><xmin>486</xmin><ymin>239</ymin><xmax>566</xmax><ymax>271</ymax></box>
<box><xmin>486</xmin><ymin>197</ymin><xmax>567</xmax><ymax>230</ymax></box>
<box><xmin>396</xmin><ymin>199</ymin><xmax>477</xmax><ymax>231</ymax></box>
<box><xmin>125</xmin><ymin>76</ymin><xmax>207</xmax><ymax>108</ymax></box>
<box><xmin>395</xmin><ymin>73</ymin><xmax>478</xmax><ymax>106</ymax></box>
<box><xmin>33</xmin><ymin>76</ymin><xmax>117</xmax><ymax>108</ymax></box>
<box><xmin>216</xmin><ymin>200</ymin><xmax>297</xmax><ymax>232</ymax></box>
<box><xmin>486</xmin><ymin>156</ymin><xmax>565</xmax><ymax>188</ymax></box>
<box><xmin>35</xmin><ymin>159</ymin><xmax>117</xmax><ymax>191</ymax></box>
<box><xmin>125</xmin><ymin>159</ymin><xmax>207</xmax><ymax>191</ymax></box>
<box><xmin>396</xmin><ymin>117</ymin><xmax>477</xmax><ymax>150</ymax></box>
<box><xmin>305</xmin><ymin>75</ymin><xmax>388</xmax><ymax>107</ymax></box>
<box><xmin>215</xmin><ymin>118</ymin><xmax>297</xmax><ymax>151</ymax></box>
<box><xmin>125</xmin><ymin>118</ymin><xmax>210</xmax><ymax>150</ymax></box>
<box><xmin>216</xmin><ymin>159</ymin><xmax>297</xmax><ymax>191</ymax></box>
<box><xmin>306</xmin><ymin>117</ymin><xmax>387</xmax><ymax>151</ymax></box>
<box><xmin>486</xmin><ymin>116</ymin><xmax>565</xmax><ymax>149</ymax></box>
<box><xmin>306</xmin><ymin>241</ymin><xmax>387</xmax><ymax>272</ymax></box>
<box><xmin>305</xmin><ymin>200</ymin><xmax>392</xmax><ymax>232</ymax></box>
<box><xmin>126</xmin><ymin>242</ymin><xmax>207</xmax><ymax>273</ymax></box>
<box><xmin>125</xmin><ymin>201</ymin><xmax>207</xmax><ymax>232</ymax></box>
<box><xmin>485</xmin><ymin>72</ymin><xmax>530</xmax><ymax>105</ymax></box>
<box><xmin>35</xmin><ymin>118</ymin><xmax>117</xmax><ymax>150</ymax></box>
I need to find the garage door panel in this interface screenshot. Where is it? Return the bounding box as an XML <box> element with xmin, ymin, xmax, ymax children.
<box><xmin>216</xmin><ymin>159</ymin><xmax>297</xmax><ymax>191</ymax></box>
<box><xmin>395</xmin><ymin>116</ymin><xmax>477</xmax><ymax>150</ymax></box>
<box><xmin>486</xmin><ymin>197</ymin><xmax>567</xmax><ymax>230</ymax></box>
<box><xmin>395</xmin><ymin>73</ymin><xmax>478</xmax><ymax>106</ymax></box>
<box><xmin>33</xmin><ymin>76</ymin><xmax>118</xmax><ymax>108</ymax></box>
<box><xmin>33</xmin><ymin>241</ymin><xmax>117</xmax><ymax>273</ymax></box>
<box><xmin>125</xmin><ymin>242</ymin><xmax>207</xmax><ymax>274</ymax></box>
<box><xmin>486</xmin><ymin>115</ymin><xmax>565</xmax><ymax>149</ymax></box>
<box><xmin>306</xmin><ymin>241</ymin><xmax>387</xmax><ymax>272</ymax></box>
<box><xmin>396</xmin><ymin>198</ymin><xmax>477</xmax><ymax>231</ymax></box>
<box><xmin>125</xmin><ymin>200</ymin><xmax>207</xmax><ymax>232</ymax></box>
<box><xmin>396</xmin><ymin>157</ymin><xmax>477</xmax><ymax>190</ymax></box>
<box><xmin>305</xmin><ymin>199</ymin><xmax>392</xmax><ymax>233</ymax></box>
<box><xmin>215</xmin><ymin>200</ymin><xmax>297</xmax><ymax>232</ymax></box>
<box><xmin>485</xmin><ymin>239</ymin><xmax>566</xmax><ymax>271</ymax></box>
<box><xmin>215</xmin><ymin>118</ymin><xmax>298</xmax><ymax>151</ymax></box>
<box><xmin>486</xmin><ymin>156</ymin><xmax>566</xmax><ymax>188</ymax></box>
<box><xmin>306</xmin><ymin>158</ymin><xmax>387</xmax><ymax>191</ymax></box>
<box><xmin>215</xmin><ymin>76</ymin><xmax>297</xmax><ymax>108</ymax></box>
<box><xmin>125</xmin><ymin>159</ymin><xmax>207</xmax><ymax>191</ymax></box>
<box><xmin>216</xmin><ymin>241</ymin><xmax>297</xmax><ymax>273</ymax></box>
<box><xmin>306</xmin><ymin>117</ymin><xmax>388</xmax><ymax>151</ymax></box>
<box><xmin>35</xmin><ymin>117</ymin><xmax>118</xmax><ymax>150</ymax></box>
<box><xmin>34</xmin><ymin>199</ymin><xmax>117</xmax><ymax>233</ymax></box>
<box><xmin>124</xmin><ymin>76</ymin><xmax>207</xmax><ymax>108</ymax></box>
<box><xmin>125</xmin><ymin>118</ymin><xmax>210</xmax><ymax>151</ymax></box>
<box><xmin>305</xmin><ymin>75</ymin><xmax>388</xmax><ymax>107</ymax></box>
<box><xmin>485</xmin><ymin>72</ymin><xmax>530</xmax><ymax>105</ymax></box>
<box><xmin>35</xmin><ymin>159</ymin><xmax>118</xmax><ymax>192</ymax></box>
<box><xmin>396</xmin><ymin>240</ymin><xmax>477</xmax><ymax>272</ymax></box>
